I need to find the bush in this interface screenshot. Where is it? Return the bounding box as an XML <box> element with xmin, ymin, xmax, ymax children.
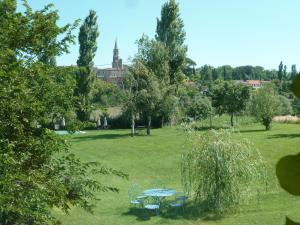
<box><xmin>181</xmin><ymin>129</ymin><xmax>266</xmax><ymax>215</ymax></box>
<box><xmin>278</xmin><ymin>95</ymin><xmax>293</xmax><ymax>115</ymax></box>
<box><xmin>187</xmin><ymin>96</ymin><xmax>213</xmax><ymax>121</ymax></box>
<box><xmin>249</xmin><ymin>84</ymin><xmax>280</xmax><ymax>130</ymax></box>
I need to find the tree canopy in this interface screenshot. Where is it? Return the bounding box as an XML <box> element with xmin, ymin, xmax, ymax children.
<box><xmin>0</xmin><ymin>2</ymin><xmax>125</xmax><ymax>224</ymax></box>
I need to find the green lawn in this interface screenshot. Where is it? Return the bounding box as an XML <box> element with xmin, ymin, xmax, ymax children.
<box><xmin>55</xmin><ymin>123</ymin><xmax>300</xmax><ymax>225</ymax></box>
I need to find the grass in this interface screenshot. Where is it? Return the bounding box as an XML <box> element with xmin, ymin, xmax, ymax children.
<box><xmin>55</xmin><ymin>121</ymin><xmax>300</xmax><ymax>225</ymax></box>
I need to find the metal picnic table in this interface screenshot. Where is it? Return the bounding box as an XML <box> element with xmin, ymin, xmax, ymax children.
<box><xmin>142</xmin><ymin>188</ymin><xmax>176</xmax><ymax>215</ymax></box>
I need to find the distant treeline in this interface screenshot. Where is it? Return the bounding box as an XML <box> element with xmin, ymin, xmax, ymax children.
<box><xmin>193</xmin><ymin>64</ymin><xmax>297</xmax><ymax>81</ymax></box>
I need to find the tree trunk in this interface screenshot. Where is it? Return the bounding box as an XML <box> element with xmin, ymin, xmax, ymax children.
<box><xmin>263</xmin><ymin>117</ymin><xmax>272</xmax><ymax>130</ymax></box>
<box><xmin>230</xmin><ymin>113</ymin><xmax>234</xmax><ymax>127</ymax></box>
<box><xmin>131</xmin><ymin>116</ymin><xmax>135</xmax><ymax>137</ymax></box>
<box><xmin>209</xmin><ymin>114</ymin><xmax>212</xmax><ymax>128</ymax></box>
<box><xmin>161</xmin><ymin>117</ymin><xmax>164</xmax><ymax>128</ymax></box>
<box><xmin>147</xmin><ymin>116</ymin><xmax>151</xmax><ymax>135</ymax></box>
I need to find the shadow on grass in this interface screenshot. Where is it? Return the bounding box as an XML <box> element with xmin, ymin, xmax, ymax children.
<box><xmin>194</xmin><ymin>126</ymin><xmax>229</xmax><ymax>131</ymax></box>
<box><xmin>237</xmin><ymin>129</ymin><xmax>266</xmax><ymax>133</ymax></box>
<box><xmin>72</xmin><ymin>133</ymin><xmax>131</xmax><ymax>142</ymax></box>
<box><xmin>267</xmin><ymin>133</ymin><xmax>300</xmax><ymax>139</ymax></box>
<box><xmin>122</xmin><ymin>202</ymin><xmax>223</xmax><ymax>222</ymax></box>
<box><xmin>72</xmin><ymin>132</ymin><xmax>152</xmax><ymax>142</ymax></box>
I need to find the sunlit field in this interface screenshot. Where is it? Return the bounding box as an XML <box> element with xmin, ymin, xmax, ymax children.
<box><xmin>55</xmin><ymin>121</ymin><xmax>300</xmax><ymax>225</ymax></box>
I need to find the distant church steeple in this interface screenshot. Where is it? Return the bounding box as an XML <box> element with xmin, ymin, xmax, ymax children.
<box><xmin>112</xmin><ymin>39</ymin><xmax>122</xmax><ymax>69</ymax></box>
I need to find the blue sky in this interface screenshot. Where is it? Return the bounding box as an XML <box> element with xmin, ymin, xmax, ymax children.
<box><xmin>17</xmin><ymin>0</ymin><xmax>300</xmax><ymax>70</ymax></box>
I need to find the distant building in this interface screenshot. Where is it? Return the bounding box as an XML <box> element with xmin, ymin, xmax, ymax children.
<box><xmin>235</xmin><ymin>80</ymin><xmax>270</xmax><ymax>89</ymax></box>
<box><xmin>94</xmin><ymin>40</ymin><xmax>127</xmax><ymax>86</ymax></box>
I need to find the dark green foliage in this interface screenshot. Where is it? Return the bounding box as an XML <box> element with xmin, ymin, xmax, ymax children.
<box><xmin>198</xmin><ymin>65</ymin><xmax>277</xmax><ymax>81</ymax></box>
<box><xmin>278</xmin><ymin>61</ymin><xmax>284</xmax><ymax>81</ymax></box>
<box><xmin>291</xmin><ymin>65</ymin><xmax>297</xmax><ymax>80</ymax></box>
<box><xmin>276</xmin><ymin>154</ymin><xmax>300</xmax><ymax>196</ymax></box>
<box><xmin>285</xmin><ymin>217</ymin><xmax>300</xmax><ymax>225</ymax></box>
<box><xmin>291</xmin><ymin>74</ymin><xmax>300</xmax><ymax>99</ymax></box>
<box><xmin>283</xmin><ymin>65</ymin><xmax>288</xmax><ymax>80</ymax></box>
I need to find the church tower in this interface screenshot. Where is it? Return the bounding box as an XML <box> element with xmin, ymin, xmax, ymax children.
<box><xmin>112</xmin><ymin>39</ymin><xmax>123</xmax><ymax>69</ymax></box>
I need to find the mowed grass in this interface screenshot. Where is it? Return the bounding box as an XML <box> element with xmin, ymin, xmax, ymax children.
<box><xmin>55</xmin><ymin>122</ymin><xmax>300</xmax><ymax>225</ymax></box>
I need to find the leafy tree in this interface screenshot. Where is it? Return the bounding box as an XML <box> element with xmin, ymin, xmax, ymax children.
<box><xmin>211</xmin><ymin>81</ymin><xmax>250</xmax><ymax>126</ymax></box>
<box><xmin>200</xmin><ymin>64</ymin><xmax>213</xmax><ymax>81</ymax></box>
<box><xmin>92</xmin><ymin>79</ymin><xmax>122</xmax><ymax>107</ymax></box>
<box><xmin>156</xmin><ymin>0</ymin><xmax>187</xmax><ymax>87</ymax></box>
<box><xmin>135</xmin><ymin>35</ymin><xmax>180</xmax><ymax>127</ymax></box>
<box><xmin>182</xmin><ymin>129</ymin><xmax>265</xmax><ymax>215</ymax></box>
<box><xmin>136</xmin><ymin>35</ymin><xmax>169</xmax><ymax>83</ymax></box>
<box><xmin>123</xmin><ymin>72</ymin><xmax>139</xmax><ymax>137</ymax></box>
<box><xmin>0</xmin><ymin>2</ymin><xmax>125</xmax><ymax>224</ymax></box>
<box><xmin>291</xmin><ymin>64</ymin><xmax>297</xmax><ymax>80</ymax></box>
<box><xmin>278</xmin><ymin>61</ymin><xmax>284</xmax><ymax>81</ymax></box>
<box><xmin>187</xmin><ymin>96</ymin><xmax>213</xmax><ymax>121</ymax></box>
<box><xmin>212</xmin><ymin>68</ymin><xmax>221</xmax><ymax>80</ymax></box>
<box><xmin>128</xmin><ymin>60</ymin><xmax>161</xmax><ymax>135</ymax></box>
<box><xmin>250</xmin><ymin>84</ymin><xmax>280</xmax><ymax>130</ymax></box>
<box><xmin>222</xmin><ymin>65</ymin><xmax>233</xmax><ymax>80</ymax></box>
<box><xmin>283</xmin><ymin>65</ymin><xmax>288</xmax><ymax>80</ymax></box>
<box><xmin>76</xmin><ymin>10</ymin><xmax>99</xmax><ymax>121</ymax></box>
<box><xmin>184</xmin><ymin>57</ymin><xmax>197</xmax><ymax>77</ymax></box>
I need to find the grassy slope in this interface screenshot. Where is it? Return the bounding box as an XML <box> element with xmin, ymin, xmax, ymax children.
<box><xmin>55</xmin><ymin>123</ymin><xmax>300</xmax><ymax>225</ymax></box>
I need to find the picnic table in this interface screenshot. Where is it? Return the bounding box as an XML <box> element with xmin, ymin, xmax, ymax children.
<box><xmin>143</xmin><ymin>188</ymin><xmax>176</xmax><ymax>198</ymax></box>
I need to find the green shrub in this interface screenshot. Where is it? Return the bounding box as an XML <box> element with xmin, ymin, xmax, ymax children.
<box><xmin>181</xmin><ymin>129</ymin><xmax>266</xmax><ymax>215</ymax></box>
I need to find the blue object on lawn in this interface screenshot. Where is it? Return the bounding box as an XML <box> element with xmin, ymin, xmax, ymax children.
<box><xmin>143</xmin><ymin>188</ymin><xmax>176</xmax><ymax>197</ymax></box>
<box><xmin>128</xmin><ymin>183</ymin><xmax>147</xmax><ymax>208</ymax></box>
<box><xmin>143</xmin><ymin>188</ymin><xmax>176</xmax><ymax>216</ymax></box>
<box><xmin>169</xmin><ymin>194</ymin><xmax>188</xmax><ymax>213</ymax></box>
<box><xmin>54</xmin><ymin>130</ymin><xmax>81</xmax><ymax>135</ymax></box>
<box><xmin>144</xmin><ymin>203</ymin><xmax>160</xmax><ymax>215</ymax></box>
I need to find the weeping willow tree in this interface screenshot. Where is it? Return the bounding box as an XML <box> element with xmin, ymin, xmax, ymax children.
<box><xmin>181</xmin><ymin>129</ymin><xmax>267</xmax><ymax>215</ymax></box>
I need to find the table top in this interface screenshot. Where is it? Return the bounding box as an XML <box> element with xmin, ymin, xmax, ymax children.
<box><xmin>143</xmin><ymin>188</ymin><xmax>176</xmax><ymax>197</ymax></box>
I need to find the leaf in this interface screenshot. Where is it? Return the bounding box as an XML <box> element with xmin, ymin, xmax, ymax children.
<box><xmin>291</xmin><ymin>75</ymin><xmax>300</xmax><ymax>99</ymax></box>
<box><xmin>276</xmin><ymin>154</ymin><xmax>300</xmax><ymax>196</ymax></box>
<box><xmin>285</xmin><ymin>217</ymin><xmax>300</xmax><ymax>225</ymax></box>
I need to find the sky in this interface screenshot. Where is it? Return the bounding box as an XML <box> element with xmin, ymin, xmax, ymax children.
<box><xmin>17</xmin><ymin>0</ymin><xmax>300</xmax><ymax>70</ymax></box>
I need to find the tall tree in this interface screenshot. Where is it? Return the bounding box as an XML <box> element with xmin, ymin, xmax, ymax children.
<box><xmin>278</xmin><ymin>61</ymin><xmax>284</xmax><ymax>81</ymax></box>
<box><xmin>291</xmin><ymin>64</ymin><xmax>297</xmax><ymax>80</ymax></box>
<box><xmin>76</xmin><ymin>10</ymin><xmax>99</xmax><ymax>121</ymax></box>
<box><xmin>283</xmin><ymin>65</ymin><xmax>287</xmax><ymax>80</ymax></box>
<box><xmin>156</xmin><ymin>0</ymin><xmax>187</xmax><ymax>86</ymax></box>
